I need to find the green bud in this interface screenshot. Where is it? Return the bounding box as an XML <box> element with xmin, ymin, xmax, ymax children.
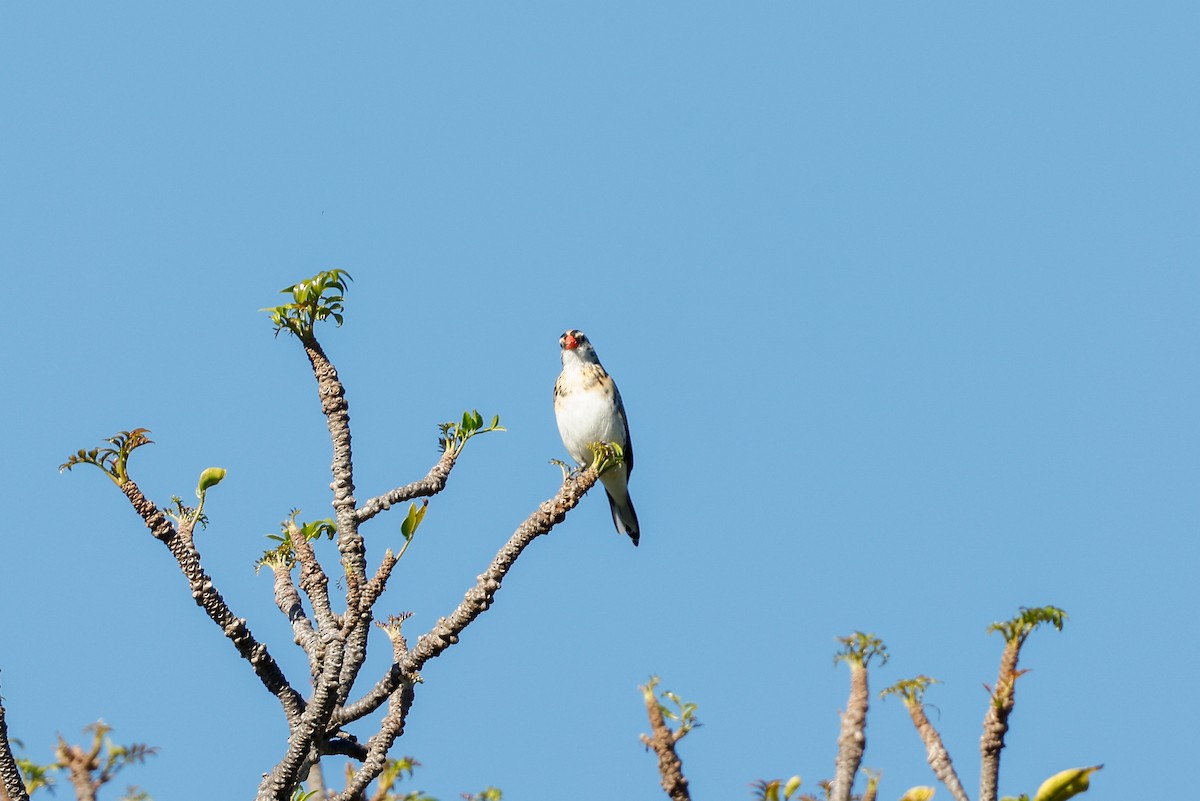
<box><xmin>196</xmin><ymin>467</ymin><xmax>227</xmax><ymax>497</ymax></box>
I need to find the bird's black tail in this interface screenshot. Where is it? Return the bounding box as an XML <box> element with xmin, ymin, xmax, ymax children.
<box><xmin>606</xmin><ymin>490</ymin><xmax>640</xmax><ymax>546</ymax></box>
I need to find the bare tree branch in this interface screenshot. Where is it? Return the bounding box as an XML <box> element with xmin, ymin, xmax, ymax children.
<box><xmin>55</xmin><ymin>734</ymin><xmax>101</xmax><ymax>801</ymax></box>
<box><xmin>906</xmin><ymin>700</ymin><xmax>970</xmax><ymax>801</ymax></box>
<box><xmin>355</xmin><ymin>451</ymin><xmax>458</xmax><ymax>525</ymax></box>
<box><xmin>979</xmin><ymin>607</ymin><xmax>1064</xmax><ymax>801</ymax></box>
<box><xmin>268</xmin><ymin>561</ymin><xmax>320</xmax><ymax>678</ymax></box>
<box><xmin>332</xmin><ymin>467</ymin><xmax>602</xmax><ymax>727</ymax></box>
<box><xmin>302</xmin><ymin>338</ymin><xmax>365</xmax><ymax>591</ymax></box>
<box><xmin>300</xmin><ymin>336</ymin><xmax>377</xmax><ymax>713</ymax></box>
<box><xmin>831</xmin><ymin>634</ymin><xmax>885</xmax><ymax>801</ymax></box>
<box><xmin>0</xmin><ymin>695</ymin><xmax>29</xmax><ymax>801</ymax></box>
<box><xmin>335</xmin><ymin>618</ymin><xmax>417</xmax><ymax>800</ymax></box>
<box><xmin>638</xmin><ymin>684</ymin><xmax>691</xmax><ymax>801</ymax></box>
<box><xmin>831</xmin><ymin>662</ymin><xmax>869</xmax><ymax>801</ymax></box>
<box><xmin>258</xmin><ymin>634</ymin><xmax>350</xmax><ymax>801</ymax></box>
<box><xmin>119</xmin><ymin>481</ymin><xmax>306</xmax><ymax>727</ymax></box>
<box><xmin>978</xmin><ymin>639</ymin><xmax>1020</xmax><ymax>801</ymax></box>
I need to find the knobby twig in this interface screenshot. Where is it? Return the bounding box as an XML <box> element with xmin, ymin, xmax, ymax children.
<box><xmin>355</xmin><ymin>451</ymin><xmax>459</xmax><ymax>525</ymax></box>
<box><xmin>979</xmin><ymin>641</ymin><xmax>1019</xmax><ymax>801</ymax></box>
<box><xmin>883</xmin><ymin>678</ymin><xmax>970</xmax><ymax>801</ymax></box>
<box><xmin>831</xmin><ymin>633</ymin><xmax>887</xmax><ymax>801</ymax></box>
<box><xmin>832</xmin><ymin>663</ymin><xmax>869</xmax><ymax>801</ymax></box>
<box><xmin>638</xmin><ymin>682</ymin><xmax>691</xmax><ymax>801</ymax></box>
<box><xmin>979</xmin><ymin>607</ymin><xmax>1065</xmax><ymax>801</ymax></box>
<box><xmin>335</xmin><ymin>617</ymin><xmax>417</xmax><ymax>801</ymax></box>
<box><xmin>909</xmin><ymin>702</ymin><xmax>969</xmax><ymax>801</ymax></box>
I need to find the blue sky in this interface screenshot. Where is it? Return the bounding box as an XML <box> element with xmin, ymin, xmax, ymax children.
<box><xmin>1</xmin><ymin>4</ymin><xmax>1196</xmax><ymax>800</ymax></box>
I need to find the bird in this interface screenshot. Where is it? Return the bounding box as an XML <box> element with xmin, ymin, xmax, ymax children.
<box><xmin>554</xmin><ymin>329</ymin><xmax>640</xmax><ymax>546</ymax></box>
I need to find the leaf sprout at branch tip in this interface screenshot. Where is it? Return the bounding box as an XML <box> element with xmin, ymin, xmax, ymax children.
<box><xmin>833</xmin><ymin>632</ymin><xmax>888</xmax><ymax>669</ymax></box>
<box><xmin>255</xmin><ymin>510</ymin><xmax>337</xmax><ymax>572</ymax></box>
<box><xmin>438</xmin><ymin>410</ymin><xmax>505</xmax><ymax>456</ymax></box>
<box><xmin>988</xmin><ymin>606</ymin><xmax>1068</xmax><ymax>645</ymax></box>
<box><xmin>641</xmin><ymin>675</ymin><xmax>701</xmax><ymax>739</ymax></box>
<box><xmin>262</xmin><ymin>269</ymin><xmax>353</xmax><ymax>339</ymax></box>
<box><xmin>880</xmin><ymin>675</ymin><xmax>940</xmax><ymax>705</ymax></box>
<box><xmin>59</xmin><ymin>428</ymin><xmax>154</xmax><ymax>486</ymax></box>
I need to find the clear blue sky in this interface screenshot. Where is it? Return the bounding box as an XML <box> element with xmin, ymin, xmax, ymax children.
<box><xmin>1</xmin><ymin>4</ymin><xmax>1195</xmax><ymax>800</ymax></box>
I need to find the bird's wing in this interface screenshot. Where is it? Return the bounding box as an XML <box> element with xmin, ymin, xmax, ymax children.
<box><xmin>615</xmin><ymin>385</ymin><xmax>633</xmax><ymax>477</ymax></box>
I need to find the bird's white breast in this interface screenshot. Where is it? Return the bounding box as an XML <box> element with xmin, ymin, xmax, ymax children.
<box><xmin>555</xmin><ymin>366</ymin><xmax>625</xmax><ymax>465</ymax></box>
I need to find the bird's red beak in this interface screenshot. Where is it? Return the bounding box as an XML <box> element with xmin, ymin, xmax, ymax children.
<box><xmin>563</xmin><ymin>333</ymin><xmax>578</xmax><ymax>350</ymax></box>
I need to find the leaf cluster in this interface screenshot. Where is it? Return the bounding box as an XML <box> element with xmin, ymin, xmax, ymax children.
<box><xmin>59</xmin><ymin>428</ymin><xmax>153</xmax><ymax>486</ymax></box>
<box><xmin>879</xmin><ymin>676</ymin><xmax>939</xmax><ymax>706</ymax></box>
<box><xmin>257</xmin><ymin>511</ymin><xmax>338</xmax><ymax>572</ymax></box>
<box><xmin>263</xmin><ymin>269</ymin><xmax>353</xmax><ymax>339</ymax></box>
<box><xmin>161</xmin><ymin>495</ymin><xmax>208</xmax><ymax>529</ymax></box>
<box><xmin>437</xmin><ymin>410</ymin><xmax>504</xmax><ymax>457</ymax></box>
<box><xmin>987</xmin><ymin>606</ymin><xmax>1067</xmax><ymax>646</ymax></box>
<box><xmin>644</xmin><ymin>675</ymin><xmax>700</xmax><ymax>740</ymax></box>
<box><xmin>833</xmin><ymin>632</ymin><xmax>889</xmax><ymax>669</ymax></box>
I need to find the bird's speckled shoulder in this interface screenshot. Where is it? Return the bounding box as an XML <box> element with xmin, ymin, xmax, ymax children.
<box><xmin>555</xmin><ymin>362</ymin><xmax>612</xmax><ymax>399</ymax></box>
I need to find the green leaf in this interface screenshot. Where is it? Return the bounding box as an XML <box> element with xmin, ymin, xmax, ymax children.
<box><xmin>196</xmin><ymin>466</ymin><xmax>227</xmax><ymax>495</ymax></box>
<box><xmin>400</xmin><ymin>501</ymin><xmax>428</xmax><ymax>540</ymax></box>
<box><xmin>1032</xmin><ymin>766</ymin><xmax>1102</xmax><ymax>801</ymax></box>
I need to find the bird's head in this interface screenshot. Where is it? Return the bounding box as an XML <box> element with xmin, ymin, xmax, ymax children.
<box><xmin>560</xmin><ymin>329</ymin><xmax>598</xmax><ymax>364</ymax></box>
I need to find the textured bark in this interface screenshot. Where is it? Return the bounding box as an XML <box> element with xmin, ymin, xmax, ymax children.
<box><xmin>907</xmin><ymin>701</ymin><xmax>970</xmax><ymax>801</ymax></box>
<box><xmin>257</xmin><ymin>634</ymin><xmax>349</xmax><ymax>800</ymax></box>
<box><xmin>332</xmin><ymin>467</ymin><xmax>600</xmax><ymax>727</ymax></box>
<box><xmin>270</xmin><ymin>564</ymin><xmax>320</xmax><ymax>677</ymax></box>
<box><xmin>355</xmin><ymin>450</ymin><xmax>459</xmax><ymax>525</ymax></box>
<box><xmin>302</xmin><ymin>338</ymin><xmax>376</xmax><ymax>711</ymax></box>
<box><xmin>831</xmin><ymin>664</ymin><xmax>869</xmax><ymax>801</ymax></box>
<box><xmin>80</xmin><ymin>311</ymin><xmax>611</xmax><ymax>800</ymax></box>
<box><xmin>639</xmin><ymin>690</ymin><xmax>691</xmax><ymax>801</ymax></box>
<box><xmin>0</xmin><ymin>699</ymin><xmax>29</xmax><ymax>801</ymax></box>
<box><xmin>120</xmin><ymin>481</ymin><xmax>305</xmax><ymax>726</ymax></box>
<box><xmin>54</xmin><ymin>737</ymin><xmax>101</xmax><ymax>801</ymax></box>
<box><xmin>979</xmin><ymin>641</ymin><xmax>1020</xmax><ymax>801</ymax></box>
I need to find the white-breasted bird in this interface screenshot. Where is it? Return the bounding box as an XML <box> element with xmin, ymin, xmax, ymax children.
<box><xmin>554</xmin><ymin>329</ymin><xmax>640</xmax><ymax>546</ymax></box>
